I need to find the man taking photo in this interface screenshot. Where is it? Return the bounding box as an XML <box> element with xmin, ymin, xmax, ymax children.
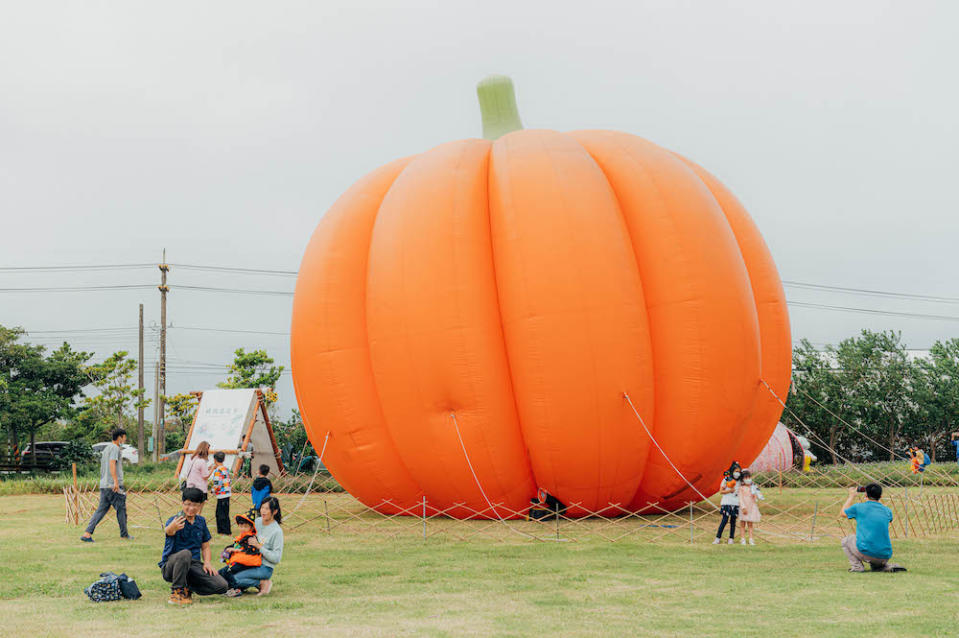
<box><xmin>841</xmin><ymin>483</ymin><xmax>906</xmax><ymax>573</ymax></box>
<box><xmin>159</xmin><ymin>487</ymin><xmax>228</xmax><ymax>604</ymax></box>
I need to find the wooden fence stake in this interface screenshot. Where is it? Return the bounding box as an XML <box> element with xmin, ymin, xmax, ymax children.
<box><xmin>809</xmin><ymin>502</ymin><xmax>818</xmax><ymax>541</ymax></box>
<box><xmin>689</xmin><ymin>501</ymin><xmax>694</xmax><ymax>544</ymax></box>
<box><xmin>72</xmin><ymin>463</ymin><xmax>79</xmax><ymax>525</ymax></box>
<box><xmin>422</xmin><ymin>496</ymin><xmax>427</xmax><ymax>541</ymax></box>
<box><xmin>324</xmin><ymin>499</ymin><xmax>331</xmax><ymax>534</ymax></box>
<box><xmin>904</xmin><ymin>487</ymin><xmax>909</xmax><ymax>538</ymax></box>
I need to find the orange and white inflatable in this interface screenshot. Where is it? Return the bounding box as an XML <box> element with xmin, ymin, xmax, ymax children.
<box><xmin>291</xmin><ymin>76</ymin><xmax>792</xmax><ymax>518</ymax></box>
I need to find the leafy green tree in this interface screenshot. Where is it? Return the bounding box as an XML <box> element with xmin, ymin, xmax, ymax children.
<box><xmin>218</xmin><ymin>348</ymin><xmax>284</xmax><ymax>410</ymax></box>
<box><xmin>272</xmin><ymin>409</ymin><xmax>316</xmax><ymax>471</ymax></box>
<box><xmin>163</xmin><ymin>392</ymin><xmax>198</xmax><ymax>434</ymax></box>
<box><xmin>81</xmin><ymin>351</ymin><xmax>151</xmax><ymax>436</ymax></box>
<box><xmin>909</xmin><ymin>338</ymin><xmax>959</xmax><ymax>461</ymax></box>
<box><xmin>833</xmin><ymin>330</ymin><xmax>911</xmax><ymax>461</ymax></box>
<box><xmin>162</xmin><ymin>392</ymin><xmax>198</xmax><ymax>452</ymax></box>
<box><xmin>784</xmin><ymin>339</ymin><xmax>845</xmax><ymax>464</ymax></box>
<box><xmin>0</xmin><ymin>325</ymin><xmax>91</xmax><ymax>463</ymax></box>
<box><xmin>786</xmin><ymin>331</ymin><xmax>914</xmax><ymax>463</ymax></box>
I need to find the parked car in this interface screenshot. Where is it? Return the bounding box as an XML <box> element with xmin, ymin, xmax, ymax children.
<box><xmin>19</xmin><ymin>441</ymin><xmax>70</xmax><ymax>468</ymax></box>
<box><xmin>92</xmin><ymin>442</ymin><xmax>139</xmax><ymax>465</ymax></box>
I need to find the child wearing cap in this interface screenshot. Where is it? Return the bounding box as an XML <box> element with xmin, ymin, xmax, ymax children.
<box><xmin>219</xmin><ymin>513</ymin><xmax>262</xmax><ymax>595</ymax></box>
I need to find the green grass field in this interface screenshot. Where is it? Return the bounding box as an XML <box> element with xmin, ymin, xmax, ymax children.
<box><xmin>2</xmin><ymin>495</ymin><xmax>958</xmax><ymax>637</ymax></box>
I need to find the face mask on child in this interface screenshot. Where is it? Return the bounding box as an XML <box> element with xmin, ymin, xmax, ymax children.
<box><xmin>732</xmin><ymin>472</ymin><xmax>741</xmax><ymax>479</ymax></box>
<box><xmin>743</xmin><ymin>478</ymin><xmax>752</xmax><ymax>485</ymax></box>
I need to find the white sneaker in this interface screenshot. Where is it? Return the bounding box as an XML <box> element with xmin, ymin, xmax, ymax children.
<box><xmin>740</xmin><ymin>537</ymin><xmax>747</xmax><ymax>545</ymax></box>
<box><xmin>728</xmin><ymin>539</ymin><xmax>734</xmax><ymax>545</ymax></box>
<box><xmin>712</xmin><ymin>538</ymin><xmax>721</xmax><ymax>544</ymax></box>
<box><xmin>749</xmin><ymin>538</ymin><xmax>755</xmax><ymax>545</ymax></box>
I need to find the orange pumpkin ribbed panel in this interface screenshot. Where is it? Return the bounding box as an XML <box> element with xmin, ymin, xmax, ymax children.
<box><xmin>365</xmin><ymin>140</ymin><xmax>536</xmax><ymax>517</ymax></box>
<box><xmin>488</xmin><ymin>130</ymin><xmax>655</xmax><ymax>514</ymax></box>
<box><xmin>569</xmin><ymin>131</ymin><xmax>761</xmax><ymax>511</ymax></box>
<box><xmin>679</xmin><ymin>158</ymin><xmax>792</xmax><ymax>466</ymax></box>
<box><xmin>290</xmin><ymin>157</ymin><xmax>422</xmax><ymax>514</ymax></box>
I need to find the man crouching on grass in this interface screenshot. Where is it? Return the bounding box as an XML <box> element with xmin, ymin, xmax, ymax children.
<box><xmin>159</xmin><ymin>487</ymin><xmax>228</xmax><ymax>604</ymax></box>
<box><xmin>841</xmin><ymin>483</ymin><xmax>906</xmax><ymax>573</ymax></box>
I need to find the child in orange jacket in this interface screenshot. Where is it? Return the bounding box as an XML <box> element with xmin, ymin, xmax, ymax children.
<box><xmin>218</xmin><ymin>513</ymin><xmax>262</xmax><ymax>590</ymax></box>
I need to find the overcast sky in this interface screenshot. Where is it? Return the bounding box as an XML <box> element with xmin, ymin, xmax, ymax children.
<box><xmin>1</xmin><ymin>1</ymin><xmax>956</xmax><ymax>418</ymax></box>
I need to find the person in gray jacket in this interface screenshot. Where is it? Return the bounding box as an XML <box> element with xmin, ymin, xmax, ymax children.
<box><xmin>81</xmin><ymin>429</ymin><xmax>132</xmax><ymax>542</ymax></box>
<box><xmin>225</xmin><ymin>496</ymin><xmax>284</xmax><ymax>596</ymax></box>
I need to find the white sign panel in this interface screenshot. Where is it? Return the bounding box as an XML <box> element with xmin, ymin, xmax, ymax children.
<box><xmin>178</xmin><ymin>389</ymin><xmax>257</xmax><ymax>480</ymax></box>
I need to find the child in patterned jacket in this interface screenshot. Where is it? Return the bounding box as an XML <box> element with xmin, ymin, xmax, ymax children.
<box><xmin>211</xmin><ymin>451</ymin><xmax>232</xmax><ymax>535</ymax></box>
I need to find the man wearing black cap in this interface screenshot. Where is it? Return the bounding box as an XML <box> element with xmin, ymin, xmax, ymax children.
<box><xmin>159</xmin><ymin>487</ymin><xmax>228</xmax><ymax>604</ymax></box>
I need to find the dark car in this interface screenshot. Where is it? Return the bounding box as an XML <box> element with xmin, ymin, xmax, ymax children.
<box><xmin>19</xmin><ymin>441</ymin><xmax>70</xmax><ymax>469</ymax></box>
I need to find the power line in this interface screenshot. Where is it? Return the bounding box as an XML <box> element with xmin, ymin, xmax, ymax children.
<box><xmin>0</xmin><ymin>263</ymin><xmax>154</xmax><ymax>272</ymax></box>
<box><xmin>171</xmin><ymin>263</ymin><xmax>297</xmax><ymax>277</ymax></box>
<box><xmin>172</xmin><ymin>285</ymin><xmax>293</xmax><ymax>296</ymax></box>
<box><xmin>25</xmin><ymin>327</ymin><xmax>136</xmax><ymax>334</ymax></box>
<box><xmin>787</xmin><ymin>301</ymin><xmax>959</xmax><ymax>323</ymax></box>
<box><xmin>170</xmin><ymin>325</ymin><xmax>289</xmax><ymax>336</ymax></box>
<box><xmin>783</xmin><ymin>280</ymin><xmax>959</xmax><ymax>305</ymax></box>
<box><xmin>0</xmin><ymin>284</ymin><xmax>154</xmax><ymax>293</ymax></box>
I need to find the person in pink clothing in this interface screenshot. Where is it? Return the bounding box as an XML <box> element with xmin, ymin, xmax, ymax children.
<box><xmin>184</xmin><ymin>441</ymin><xmax>213</xmax><ymax>512</ymax></box>
<box><xmin>737</xmin><ymin>469</ymin><xmax>763</xmax><ymax>545</ymax></box>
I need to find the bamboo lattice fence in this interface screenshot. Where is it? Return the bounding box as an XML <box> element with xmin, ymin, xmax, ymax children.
<box><xmin>63</xmin><ymin>467</ymin><xmax>959</xmax><ymax>544</ymax></box>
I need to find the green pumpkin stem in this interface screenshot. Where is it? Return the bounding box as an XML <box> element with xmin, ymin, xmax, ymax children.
<box><xmin>477</xmin><ymin>75</ymin><xmax>524</xmax><ymax>140</ymax></box>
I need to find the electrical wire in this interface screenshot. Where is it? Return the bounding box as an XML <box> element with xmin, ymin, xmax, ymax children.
<box><xmin>169</xmin><ymin>326</ymin><xmax>289</xmax><ymax>336</ymax></box>
<box><xmin>0</xmin><ymin>263</ymin><xmax>154</xmax><ymax>272</ymax></box>
<box><xmin>171</xmin><ymin>285</ymin><xmax>293</xmax><ymax>296</ymax></box>
<box><xmin>170</xmin><ymin>263</ymin><xmax>297</xmax><ymax>277</ymax></box>
<box><xmin>0</xmin><ymin>284</ymin><xmax>154</xmax><ymax>293</ymax></box>
<box><xmin>787</xmin><ymin>301</ymin><xmax>959</xmax><ymax>323</ymax></box>
<box><xmin>783</xmin><ymin>280</ymin><xmax>959</xmax><ymax>305</ymax></box>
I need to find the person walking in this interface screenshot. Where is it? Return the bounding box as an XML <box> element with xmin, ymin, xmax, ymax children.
<box><xmin>80</xmin><ymin>429</ymin><xmax>132</xmax><ymax>542</ymax></box>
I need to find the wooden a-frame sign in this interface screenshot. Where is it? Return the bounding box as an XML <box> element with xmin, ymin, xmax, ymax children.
<box><xmin>175</xmin><ymin>388</ymin><xmax>284</xmax><ymax>478</ymax></box>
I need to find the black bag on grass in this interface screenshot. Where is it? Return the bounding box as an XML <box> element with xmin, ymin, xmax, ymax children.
<box><xmin>84</xmin><ymin>572</ymin><xmax>141</xmax><ymax>602</ymax></box>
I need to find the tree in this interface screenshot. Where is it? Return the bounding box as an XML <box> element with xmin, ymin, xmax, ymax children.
<box><xmin>784</xmin><ymin>339</ymin><xmax>845</xmax><ymax>464</ymax></box>
<box><xmin>833</xmin><ymin>331</ymin><xmax>912</xmax><ymax>461</ymax></box>
<box><xmin>163</xmin><ymin>392</ymin><xmax>199</xmax><ymax>452</ymax></box>
<box><xmin>786</xmin><ymin>330</ymin><xmax>917</xmax><ymax>463</ymax></box>
<box><xmin>272</xmin><ymin>409</ymin><xmax>316</xmax><ymax>471</ymax></box>
<box><xmin>0</xmin><ymin>325</ymin><xmax>91</xmax><ymax>464</ymax></box>
<box><xmin>218</xmin><ymin>348</ymin><xmax>283</xmax><ymax>409</ymax></box>
<box><xmin>81</xmin><ymin>351</ymin><xmax>151</xmax><ymax>440</ymax></box>
<box><xmin>909</xmin><ymin>338</ymin><xmax>959</xmax><ymax>461</ymax></box>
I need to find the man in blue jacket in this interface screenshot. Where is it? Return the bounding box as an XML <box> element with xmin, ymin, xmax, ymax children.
<box><xmin>159</xmin><ymin>487</ymin><xmax>228</xmax><ymax>604</ymax></box>
<box><xmin>841</xmin><ymin>483</ymin><xmax>906</xmax><ymax>573</ymax></box>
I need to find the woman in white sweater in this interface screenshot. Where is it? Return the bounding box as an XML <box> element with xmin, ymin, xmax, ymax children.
<box><xmin>227</xmin><ymin>496</ymin><xmax>284</xmax><ymax>596</ymax></box>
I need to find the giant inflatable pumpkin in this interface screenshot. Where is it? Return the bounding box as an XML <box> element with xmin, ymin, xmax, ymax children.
<box><xmin>291</xmin><ymin>76</ymin><xmax>791</xmax><ymax>518</ymax></box>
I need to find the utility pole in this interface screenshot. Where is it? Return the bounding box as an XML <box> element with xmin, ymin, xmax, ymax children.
<box><xmin>158</xmin><ymin>249</ymin><xmax>169</xmax><ymax>457</ymax></box>
<box><xmin>152</xmin><ymin>360</ymin><xmax>159</xmax><ymax>462</ymax></box>
<box><xmin>138</xmin><ymin>303</ymin><xmax>145</xmax><ymax>460</ymax></box>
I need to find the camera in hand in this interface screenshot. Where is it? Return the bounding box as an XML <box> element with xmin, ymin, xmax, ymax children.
<box><xmin>856</xmin><ymin>486</ymin><xmax>867</xmax><ymax>493</ymax></box>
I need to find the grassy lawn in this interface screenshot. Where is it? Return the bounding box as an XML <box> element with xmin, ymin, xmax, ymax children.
<box><xmin>2</xmin><ymin>495</ymin><xmax>958</xmax><ymax>637</ymax></box>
